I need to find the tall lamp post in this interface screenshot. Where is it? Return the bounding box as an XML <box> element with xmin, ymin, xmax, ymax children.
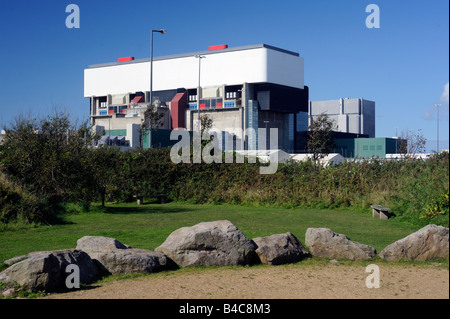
<box><xmin>435</xmin><ymin>103</ymin><xmax>441</xmax><ymax>153</ymax></box>
<box><xmin>149</xmin><ymin>29</ymin><xmax>166</xmax><ymax>106</ymax></box>
<box><xmin>195</xmin><ymin>55</ymin><xmax>205</xmax><ymax>131</ymax></box>
<box><xmin>147</xmin><ymin>29</ymin><xmax>165</xmax><ymax>149</ymax></box>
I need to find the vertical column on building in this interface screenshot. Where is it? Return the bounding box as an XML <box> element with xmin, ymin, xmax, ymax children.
<box><xmin>338</xmin><ymin>98</ymin><xmax>348</xmax><ymax>133</ymax></box>
<box><xmin>126</xmin><ymin>93</ymin><xmax>131</xmax><ymax>110</ymax></box>
<box><xmin>358</xmin><ymin>98</ymin><xmax>363</xmax><ymax>136</ymax></box>
<box><xmin>90</xmin><ymin>96</ymin><xmax>96</xmax><ymax>127</ymax></box>
<box><xmin>308</xmin><ymin>101</ymin><xmax>312</xmax><ymax>128</ymax></box>
<box><xmin>242</xmin><ymin>82</ymin><xmax>248</xmax><ymax>146</ymax></box>
<box><xmin>246</xmin><ymin>100</ymin><xmax>258</xmax><ymax>151</ymax></box>
<box><xmin>283</xmin><ymin>113</ymin><xmax>294</xmax><ymax>153</ymax></box>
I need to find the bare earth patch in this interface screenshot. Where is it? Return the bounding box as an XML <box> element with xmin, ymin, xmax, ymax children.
<box><xmin>45</xmin><ymin>263</ymin><xmax>449</xmax><ymax>299</ymax></box>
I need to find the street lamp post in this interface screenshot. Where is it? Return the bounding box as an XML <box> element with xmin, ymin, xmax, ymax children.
<box><xmin>147</xmin><ymin>29</ymin><xmax>165</xmax><ymax>149</ymax></box>
<box><xmin>150</xmin><ymin>29</ymin><xmax>166</xmax><ymax>106</ymax></box>
<box><xmin>435</xmin><ymin>103</ymin><xmax>441</xmax><ymax>153</ymax></box>
<box><xmin>195</xmin><ymin>55</ymin><xmax>205</xmax><ymax>131</ymax></box>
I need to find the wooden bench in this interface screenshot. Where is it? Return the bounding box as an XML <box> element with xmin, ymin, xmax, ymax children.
<box><xmin>134</xmin><ymin>194</ymin><xmax>167</xmax><ymax>205</ymax></box>
<box><xmin>370</xmin><ymin>205</ymin><xmax>391</xmax><ymax>220</ymax></box>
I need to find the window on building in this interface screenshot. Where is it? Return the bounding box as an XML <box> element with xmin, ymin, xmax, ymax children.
<box><xmin>225</xmin><ymin>85</ymin><xmax>242</xmax><ymax>100</ymax></box>
<box><xmin>99</xmin><ymin>96</ymin><xmax>107</xmax><ymax>108</ymax></box>
<box><xmin>188</xmin><ymin>88</ymin><xmax>198</xmax><ymax>102</ymax></box>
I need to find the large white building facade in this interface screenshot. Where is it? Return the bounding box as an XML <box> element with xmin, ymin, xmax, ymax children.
<box><xmin>85</xmin><ymin>44</ymin><xmax>309</xmax><ymax>152</ymax></box>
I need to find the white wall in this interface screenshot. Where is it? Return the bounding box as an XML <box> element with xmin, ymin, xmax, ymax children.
<box><xmin>84</xmin><ymin>46</ymin><xmax>304</xmax><ymax>97</ymax></box>
<box><xmin>266</xmin><ymin>48</ymin><xmax>304</xmax><ymax>90</ymax></box>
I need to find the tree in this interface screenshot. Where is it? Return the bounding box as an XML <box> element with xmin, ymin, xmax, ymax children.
<box><xmin>84</xmin><ymin>146</ymin><xmax>121</xmax><ymax>207</ymax></box>
<box><xmin>200</xmin><ymin>114</ymin><xmax>213</xmax><ymax>137</ymax></box>
<box><xmin>399</xmin><ymin>129</ymin><xmax>427</xmax><ymax>158</ymax></box>
<box><xmin>140</xmin><ymin>103</ymin><xmax>165</xmax><ymax>148</ymax></box>
<box><xmin>306</xmin><ymin>113</ymin><xmax>336</xmax><ymax>163</ymax></box>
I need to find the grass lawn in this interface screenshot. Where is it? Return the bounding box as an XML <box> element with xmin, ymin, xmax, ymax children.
<box><xmin>0</xmin><ymin>202</ymin><xmax>422</xmax><ymax>264</ymax></box>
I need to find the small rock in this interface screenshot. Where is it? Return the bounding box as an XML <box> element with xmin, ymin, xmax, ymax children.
<box><xmin>305</xmin><ymin>228</ymin><xmax>376</xmax><ymax>260</ymax></box>
<box><xmin>2</xmin><ymin>288</ymin><xmax>15</xmax><ymax>298</ymax></box>
<box><xmin>252</xmin><ymin>232</ymin><xmax>309</xmax><ymax>265</ymax></box>
<box><xmin>76</xmin><ymin>236</ymin><xmax>130</xmax><ymax>252</ymax></box>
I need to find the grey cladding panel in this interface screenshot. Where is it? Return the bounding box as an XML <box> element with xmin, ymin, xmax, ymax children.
<box><xmin>310</xmin><ymin>100</ymin><xmax>340</xmax><ymax>115</ymax></box>
<box><xmin>343</xmin><ymin>99</ymin><xmax>360</xmax><ymax>114</ymax></box>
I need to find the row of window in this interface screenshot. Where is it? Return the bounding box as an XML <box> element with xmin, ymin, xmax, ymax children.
<box><xmin>188</xmin><ymin>100</ymin><xmax>237</xmax><ymax>110</ymax></box>
<box><xmin>99</xmin><ymin>105</ymin><xmax>128</xmax><ymax>115</ymax></box>
<box><xmin>362</xmin><ymin>145</ymin><xmax>383</xmax><ymax>151</ymax></box>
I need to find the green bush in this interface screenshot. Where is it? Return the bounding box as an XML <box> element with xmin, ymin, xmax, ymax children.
<box><xmin>0</xmin><ymin>172</ymin><xmax>60</xmax><ymax>224</ymax></box>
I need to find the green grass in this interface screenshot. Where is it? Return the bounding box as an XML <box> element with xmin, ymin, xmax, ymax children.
<box><xmin>0</xmin><ymin>201</ymin><xmax>424</xmax><ymax>265</ymax></box>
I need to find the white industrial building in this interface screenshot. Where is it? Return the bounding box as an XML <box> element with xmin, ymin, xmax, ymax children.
<box><xmin>84</xmin><ymin>44</ymin><xmax>309</xmax><ymax>151</ymax></box>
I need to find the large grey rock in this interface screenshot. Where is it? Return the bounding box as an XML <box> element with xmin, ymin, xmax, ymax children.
<box><xmin>305</xmin><ymin>228</ymin><xmax>376</xmax><ymax>260</ymax></box>
<box><xmin>253</xmin><ymin>232</ymin><xmax>310</xmax><ymax>265</ymax></box>
<box><xmin>0</xmin><ymin>249</ymin><xmax>99</xmax><ymax>292</ymax></box>
<box><xmin>76</xmin><ymin>236</ymin><xmax>174</xmax><ymax>275</ymax></box>
<box><xmin>86</xmin><ymin>249</ymin><xmax>175</xmax><ymax>275</ymax></box>
<box><xmin>379</xmin><ymin>224</ymin><xmax>449</xmax><ymax>261</ymax></box>
<box><xmin>155</xmin><ymin>220</ymin><xmax>258</xmax><ymax>267</ymax></box>
<box><xmin>76</xmin><ymin>236</ymin><xmax>131</xmax><ymax>252</ymax></box>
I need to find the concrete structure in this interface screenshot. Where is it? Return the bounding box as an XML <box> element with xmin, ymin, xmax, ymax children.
<box><xmin>334</xmin><ymin>137</ymin><xmax>406</xmax><ymax>158</ymax></box>
<box><xmin>235</xmin><ymin>149</ymin><xmax>293</xmax><ymax>164</ymax></box>
<box><xmin>84</xmin><ymin>44</ymin><xmax>309</xmax><ymax>151</ymax></box>
<box><xmin>291</xmin><ymin>153</ymin><xmax>345</xmax><ymax>166</ymax></box>
<box><xmin>309</xmin><ymin>98</ymin><xmax>375</xmax><ymax>138</ymax></box>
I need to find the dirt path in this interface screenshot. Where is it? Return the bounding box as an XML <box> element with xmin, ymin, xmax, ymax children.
<box><xmin>45</xmin><ymin>263</ymin><xmax>448</xmax><ymax>299</ymax></box>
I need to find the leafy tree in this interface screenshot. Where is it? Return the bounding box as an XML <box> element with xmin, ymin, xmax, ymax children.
<box><xmin>84</xmin><ymin>146</ymin><xmax>122</xmax><ymax>207</ymax></box>
<box><xmin>306</xmin><ymin>113</ymin><xmax>336</xmax><ymax>163</ymax></box>
<box><xmin>140</xmin><ymin>103</ymin><xmax>165</xmax><ymax>148</ymax></box>
<box><xmin>200</xmin><ymin>114</ymin><xmax>213</xmax><ymax>137</ymax></box>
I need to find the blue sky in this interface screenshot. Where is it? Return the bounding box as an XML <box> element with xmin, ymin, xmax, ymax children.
<box><xmin>0</xmin><ymin>0</ymin><xmax>448</xmax><ymax>151</ymax></box>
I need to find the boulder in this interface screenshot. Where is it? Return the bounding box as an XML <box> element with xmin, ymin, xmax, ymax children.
<box><xmin>252</xmin><ymin>232</ymin><xmax>309</xmax><ymax>265</ymax></box>
<box><xmin>154</xmin><ymin>220</ymin><xmax>258</xmax><ymax>267</ymax></box>
<box><xmin>85</xmin><ymin>249</ymin><xmax>176</xmax><ymax>275</ymax></box>
<box><xmin>76</xmin><ymin>236</ymin><xmax>131</xmax><ymax>252</ymax></box>
<box><xmin>76</xmin><ymin>236</ymin><xmax>174</xmax><ymax>275</ymax></box>
<box><xmin>379</xmin><ymin>224</ymin><xmax>449</xmax><ymax>261</ymax></box>
<box><xmin>305</xmin><ymin>228</ymin><xmax>376</xmax><ymax>260</ymax></box>
<box><xmin>0</xmin><ymin>249</ymin><xmax>99</xmax><ymax>292</ymax></box>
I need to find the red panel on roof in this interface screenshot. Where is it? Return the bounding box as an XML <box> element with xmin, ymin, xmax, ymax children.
<box><xmin>118</xmin><ymin>57</ymin><xmax>134</xmax><ymax>62</ymax></box>
<box><xmin>208</xmin><ymin>45</ymin><xmax>228</xmax><ymax>51</ymax></box>
<box><xmin>132</xmin><ymin>95</ymin><xmax>144</xmax><ymax>103</ymax></box>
